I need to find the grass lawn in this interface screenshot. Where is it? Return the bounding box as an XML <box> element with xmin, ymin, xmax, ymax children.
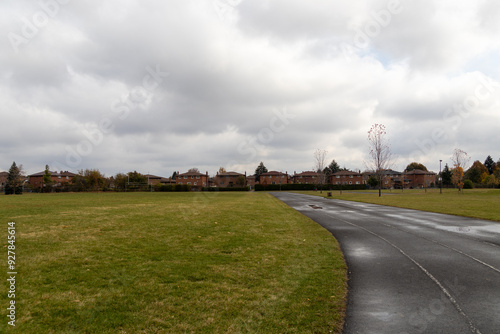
<box><xmin>294</xmin><ymin>188</ymin><xmax>500</xmax><ymax>222</ymax></box>
<box><xmin>1</xmin><ymin>192</ymin><xmax>346</xmax><ymax>333</ymax></box>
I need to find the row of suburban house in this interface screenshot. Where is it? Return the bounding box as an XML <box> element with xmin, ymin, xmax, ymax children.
<box><xmin>7</xmin><ymin>168</ymin><xmax>438</xmax><ymax>191</ymax></box>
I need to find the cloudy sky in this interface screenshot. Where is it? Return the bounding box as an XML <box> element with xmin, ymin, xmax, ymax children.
<box><xmin>2</xmin><ymin>0</ymin><xmax>500</xmax><ymax>177</ymax></box>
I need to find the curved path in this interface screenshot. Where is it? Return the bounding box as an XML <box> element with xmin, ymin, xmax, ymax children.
<box><xmin>272</xmin><ymin>192</ymin><xmax>500</xmax><ymax>334</ymax></box>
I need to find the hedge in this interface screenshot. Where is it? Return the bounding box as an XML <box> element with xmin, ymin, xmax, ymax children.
<box><xmin>202</xmin><ymin>187</ymin><xmax>250</xmax><ymax>192</ymax></box>
<box><xmin>255</xmin><ymin>184</ymin><xmax>367</xmax><ymax>191</ymax></box>
<box><xmin>154</xmin><ymin>184</ymin><xmax>192</xmax><ymax>192</ymax></box>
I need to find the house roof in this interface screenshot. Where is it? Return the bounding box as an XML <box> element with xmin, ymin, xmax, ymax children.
<box><xmin>144</xmin><ymin>174</ymin><xmax>164</xmax><ymax>179</ymax></box>
<box><xmin>216</xmin><ymin>171</ymin><xmax>245</xmax><ymax>177</ymax></box>
<box><xmin>294</xmin><ymin>171</ymin><xmax>318</xmax><ymax>176</ymax></box>
<box><xmin>260</xmin><ymin>171</ymin><xmax>287</xmax><ymax>176</ymax></box>
<box><xmin>332</xmin><ymin>170</ymin><xmax>361</xmax><ymax>176</ymax></box>
<box><xmin>29</xmin><ymin>171</ymin><xmax>77</xmax><ymax>177</ymax></box>
<box><xmin>379</xmin><ymin>169</ymin><xmax>402</xmax><ymax>175</ymax></box>
<box><xmin>405</xmin><ymin>169</ymin><xmax>436</xmax><ymax>175</ymax></box>
<box><xmin>178</xmin><ymin>171</ymin><xmax>207</xmax><ymax>177</ymax></box>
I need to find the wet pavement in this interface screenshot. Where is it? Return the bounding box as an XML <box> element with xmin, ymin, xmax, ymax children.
<box><xmin>272</xmin><ymin>192</ymin><xmax>500</xmax><ymax>334</ymax></box>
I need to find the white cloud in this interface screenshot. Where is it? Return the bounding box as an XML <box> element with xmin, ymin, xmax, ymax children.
<box><xmin>1</xmin><ymin>0</ymin><xmax>500</xmax><ymax>176</ymax></box>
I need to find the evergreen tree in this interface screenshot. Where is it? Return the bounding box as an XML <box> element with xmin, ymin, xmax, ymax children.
<box><xmin>254</xmin><ymin>162</ymin><xmax>268</xmax><ymax>182</ymax></box>
<box><xmin>484</xmin><ymin>155</ymin><xmax>496</xmax><ymax>174</ymax></box>
<box><xmin>5</xmin><ymin>162</ymin><xmax>24</xmax><ymax>195</ymax></box>
<box><xmin>441</xmin><ymin>163</ymin><xmax>453</xmax><ymax>186</ymax></box>
<box><xmin>324</xmin><ymin>159</ymin><xmax>341</xmax><ymax>177</ymax></box>
<box><xmin>42</xmin><ymin>165</ymin><xmax>53</xmax><ymax>192</ymax></box>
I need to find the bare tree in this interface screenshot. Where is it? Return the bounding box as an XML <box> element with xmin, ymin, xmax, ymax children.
<box><xmin>366</xmin><ymin>124</ymin><xmax>393</xmax><ymax>197</ymax></box>
<box><xmin>188</xmin><ymin>168</ymin><xmax>200</xmax><ymax>173</ymax></box>
<box><xmin>451</xmin><ymin>148</ymin><xmax>470</xmax><ymax>193</ymax></box>
<box><xmin>314</xmin><ymin>149</ymin><xmax>327</xmax><ymax>192</ymax></box>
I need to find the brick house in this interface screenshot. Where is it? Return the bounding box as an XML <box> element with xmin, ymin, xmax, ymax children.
<box><xmin>214</xmin><ymin>171</ymin><xmax>246</xmax><ymax>188</ymax></box>
<box><xmin>28</xmin><ymin>170</ymin><xmax>76</xmax><ymax>189</ymax></box>
<box><xmin>405</xmin><ymin>169</ymin><xmax>436</xmax><ymax>188</ymax></box>
<box><xmin>246</xmin><ymin>175</ymin><xmax>257</xmax><ymax>189</ymax></box>
<box><xmin>329</xmin><ymin>170</ymin><xmax>364</xmax><ymax>185</ymax></box>
<box><xmin>259</xmin><ymin>171</ymin><xmax>288</xmax><ymax>185</ymax></box>
<box><xmin>160</xmin><ymin>177</ymin><xmax>176</xmax><ymax>185</ymax></box>
<box><xmin>0</xmin><ymin>171</ymin><xmax>7</xmax><ymax>191</ymax></box>
<box><xmin>176</xmin><ymin>171</ymin><xmax>209</xmax><ymax>190</ymax></box>
<box><xmin>292</xmin><ymin>171</ymin><xmax>320</xmax><ymax>184</ymax></box>
<box><xmin>144</xmin><ymin>174</ymin><xmax>166</xmax><ymax>186</ymax></box>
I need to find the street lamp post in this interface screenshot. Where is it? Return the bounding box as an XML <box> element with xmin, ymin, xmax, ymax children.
<box><xmin>439</xmin><ymin>159</ymin><xmax>442</xmax><ymax>194</ymax></box>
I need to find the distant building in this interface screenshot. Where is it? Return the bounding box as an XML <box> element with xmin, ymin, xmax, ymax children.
<box><xmin>28</xmin><ymin>170</ymin><xmax>76</xmax><ymax>189</ymax></box>
<box><xmin>0</xmin><ymin>171</ymin><xmax>8</xmax><ymax>191</ymax></box>
<box><xmin>259</xmin><ymin>171</ymin><xmax>288</xmax><ymax>185</ymax></box>
<box><xmin>405</xmin><ymin>169</ymin><xmax>436</xmax><ymax>188</ymax></box>
<box><xmin>329</xmin><ymin>170</ymin><xmax>364</xmax><ymax>185</ymax></box>
<box><xmin>214</xmin><ymin>171</ymin><xmax>246</xmax><ymax>188</ymax></box>
<box><xmin>246</xmin><ymin>175</ymin><xmax>257</xmax><ymax>189</ymax></box>
<box><xmin>292</xmin><ymin>171</ymin><xmax>319</xmax><ymax>184</ymax></box>
<box><xmin>144</xmin><ymin>174</ymin><xmax>166</xmax><ymax>186</ymax></box>
<box><xmin>176</xmin><ymin>170</ymin><xmax>209</xmax><ymax>190</ymax></box>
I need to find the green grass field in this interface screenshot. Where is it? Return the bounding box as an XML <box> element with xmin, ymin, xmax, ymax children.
<box><xmin>296</xmin><ymin>188</ymin><xmax>500</xmax><ymax>222</ymax></box>
<box><xmin>1</xmin><ymin>192</ymin><xmax>346</xmax><ymax>333</ymax></box>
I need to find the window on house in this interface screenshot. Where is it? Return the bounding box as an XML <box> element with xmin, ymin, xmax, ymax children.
<box><xmin>183</xmin><ymin>176</ymin><xmax>187</xmax><ymax>179</ymax></box>
<box><xmin>349</xmin><ymin>175</ymin><xmax>353</xmax><ymax>178</ymax></box>
<box><xmin>272</xmin><ymin>181</ymin><xmax>276</xmax><ymax>185</ymax></box>
<box><xmin>194</xmin><ymin>182</ymin><xmax>197</xmax><ymax>185</ymax></box>
<box><xmin>187</xmin><ymin>182</ymin><xmax>191</xmax><ymax>185</ymax></box>
<box><xmin>58</xmin><ymin>176</ymin><xmax>61</xmax><ymax>179</ymax></box>
<box><xmin>336</xmin><ymin>175</ymin><xmax>340</xmax><ymax>178</ymax></box>
<box><xmin>196</xmin><ymin>176</ymin><xmax>200</xmax><ymax>179</ymax></box>
<box><xmin>349</xmin><ymin>181</ymin><xmax>352</xmax><ymax>185</ymax></box>
<box><xmin>356</xmin><ymin>181</ymin><xmax>360</xmax><ymax>184</ymax></box>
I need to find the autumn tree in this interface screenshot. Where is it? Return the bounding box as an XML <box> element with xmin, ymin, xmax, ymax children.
<box><xmin>72</xmin><ymin>169</ymin><xmax>107</xmax><ymax>191</ymax></box>
<box><xmin>451</xmin><ymin>149</ymin><xmax>470</xmax><ymax>192</ymax></box>
<box><xmin>218</xmin><ymin>167</ymin><xmax>227</xmax><ymax>174</ymax></box>
<box><xmin>366</xmin><ymin>124</ymin><xmax>393</xmax><ymax>197</ymax></box>
<box><xmin>314</xmin><ymin>149</ymin><xmax>328</xmax><ymax>191</ymax></box>
<box><xmin>465</xmin><ymin>161</ymin><xmax>488</xmax><ymax>184</ymax></box>
<box><xmin>5</xmin><ymin>162</ymin><xmax>24</xmax><ymax>195</ymax></box>
<box><xmin>405</xmin><ymin>162</ymin><xmax>428</xmax><ymax>172</ymax></box>
<box><xmin>114</xmin><ymin>173</ymin><xmax>128</xmax><ymax>191</ymax></box>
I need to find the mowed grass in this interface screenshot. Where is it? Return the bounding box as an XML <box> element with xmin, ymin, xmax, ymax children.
<box><xmin>295</xmin><ymin>188</ymin><xmax>500</xmax><ymax>222</ymax></box>
<box><xmin>0</xmin><ymin>192</ymin><xmax>346</xmax><ymax>333</ymax></box>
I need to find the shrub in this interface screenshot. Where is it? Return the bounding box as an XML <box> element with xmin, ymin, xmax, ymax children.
<box><xmin>463</xmin><ymin>179</ymin><xmax>474</xmax><ymax>189</ymax></box>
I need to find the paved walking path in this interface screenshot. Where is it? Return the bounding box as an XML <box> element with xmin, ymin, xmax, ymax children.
<box><xmin>272</xmin><ymin>192</ymin><xmax>500</xmax><ymax>334</ymax></box>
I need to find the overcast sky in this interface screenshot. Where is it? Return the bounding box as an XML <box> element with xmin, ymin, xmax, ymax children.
<box><xmin>2</xmin><ymin>0</ymin><xmax>500</xmax><ymax>177</ymax></box>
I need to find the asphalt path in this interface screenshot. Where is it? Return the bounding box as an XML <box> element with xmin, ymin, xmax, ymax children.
<box><xmin>271</xmin><ymin>192</ymin><xmax>500</xmax><ymax>334</ymax></box>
